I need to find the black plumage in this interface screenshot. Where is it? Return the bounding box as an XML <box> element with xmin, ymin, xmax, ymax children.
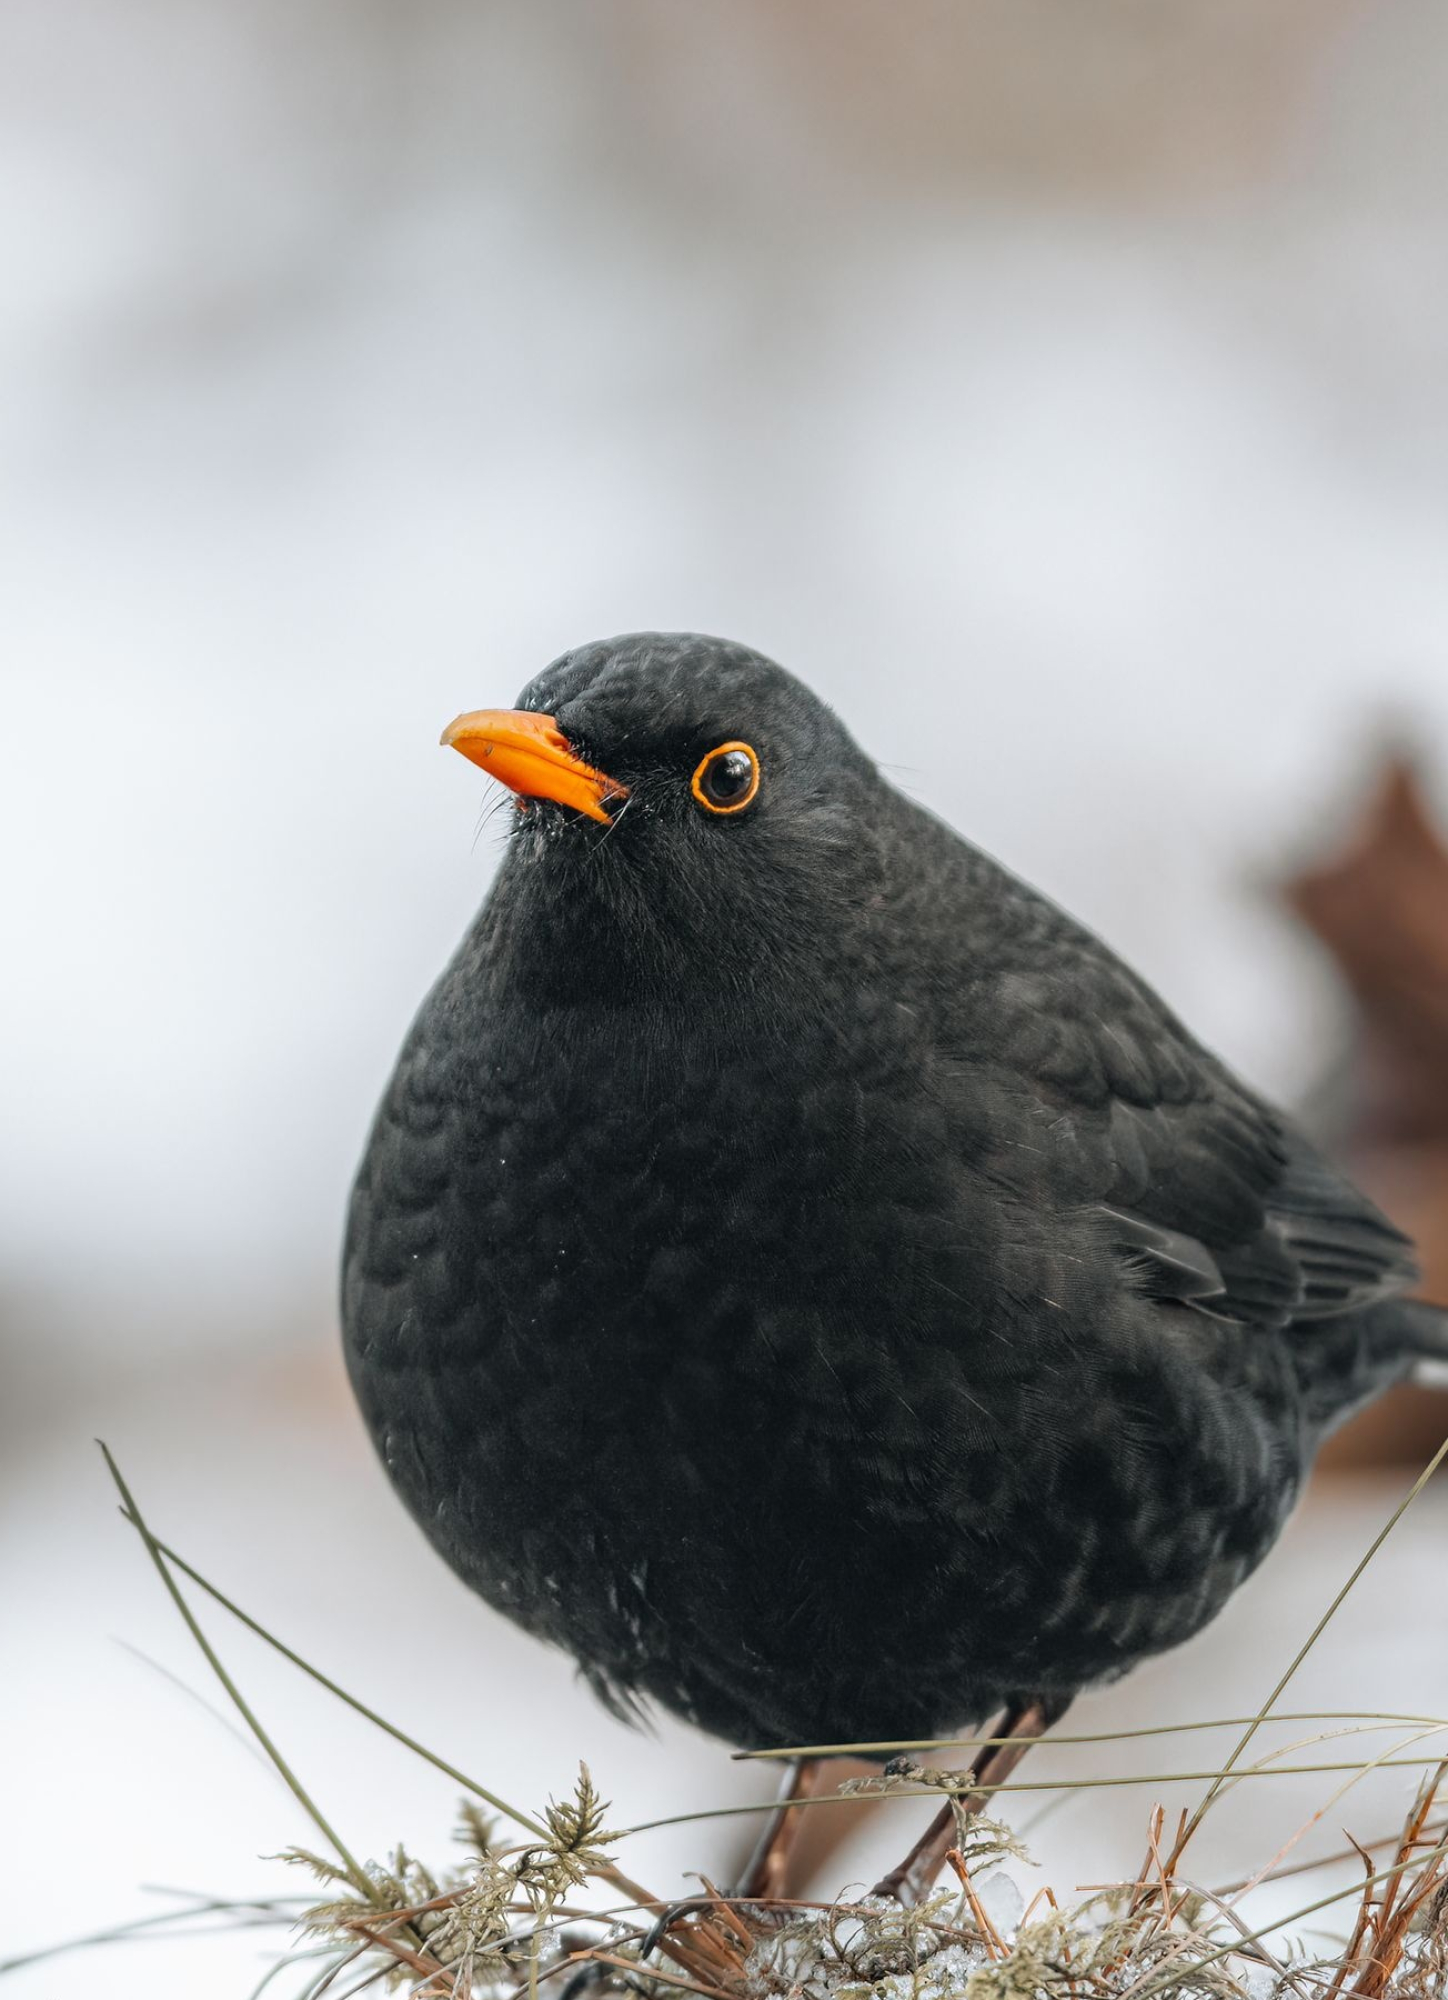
<box><xmin>342</xmin><ymin>632</ymin><xmax>1446</xmax><ymax>1755</ymax></box>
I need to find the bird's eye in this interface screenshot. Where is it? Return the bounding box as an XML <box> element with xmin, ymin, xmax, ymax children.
<box><xmin>691</xmin><ymin>742</ymin><xmax>760</xmax><ymax>816</ymax></box>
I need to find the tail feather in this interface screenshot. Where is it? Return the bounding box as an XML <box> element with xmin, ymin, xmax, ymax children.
<box><xmin>1296</xmin><ymin>1297</ymin><xmax>1448</xmax><ymax>1436</ymax></box>
<box><xmin>1398</xmin><ymin>1298</ymin><xmax>1448</xmax><ymax>1363</ymax></box>
<box><xmin>1398</xmin><ymin>1299</ymin><xmax>1448</xmax><ymax>1389</ymax></box>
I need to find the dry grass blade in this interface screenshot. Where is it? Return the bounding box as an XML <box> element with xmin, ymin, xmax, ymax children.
<box><xmin>616</xmin><ymin>1754</ymin><xmax>1448</xmax><ymax>1841</ymax></box>
<box><xmin>1225</xmin><ymin>1727</ymin><xmax>1448</xmax><ymax>1905</ymax></box>
<box><xmin>128</xmin><ymin>1521</ymin><xmax>661</xmax><ymax>1913</ymax></box>
<box><xmin>732</xmin><ymin>1714</ymin><xmax>1448</xmax><ymax>1762</ymax></box>
<box><xmin>1168</xmin><ymin>1431</ymin><xmax>1448</xmax><ymax>1872</ymax></box>
<box><xmin>30</xmin><ymin>1442</ymin><xmax>1444</xmax><ymax>1999</ymax></box>
<box><xmin>99</xmin><ymin>1441</ymin><xmax>381</xmax><ymax>1912</ymax></box>
<box><xmin>1330</xmin><ymin>1762</ymin><xmax>1448</xmax><ymax>1998</ymax></box>
<box><xmin>0</xmin><ymin>1895</ymin><xmax>303</xmax><ymax>1976</ymax></box>
<box><xmin>135</xmin><ymin>1527</ymin><xmax>549</xmax><ymax>1842</ymax></box>
<box><xmin>1127</xmin><ymin>1829</ymin><xmax>1448</xmax><ymax>2000</ymax></box>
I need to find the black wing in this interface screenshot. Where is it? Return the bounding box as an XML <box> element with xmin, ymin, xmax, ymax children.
<box><xmin>956</xmin><ymin>897</ymin><xmax>1417</xmax><ymax>1332</ymax></box>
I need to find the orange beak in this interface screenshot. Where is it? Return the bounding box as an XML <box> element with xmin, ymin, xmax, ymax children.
<box><xmin>439</xmin><ymin>709</ymin><xmax>627</xmax><ymax>825</ymax></box>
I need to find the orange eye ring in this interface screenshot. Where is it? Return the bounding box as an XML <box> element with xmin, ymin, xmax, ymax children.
<box><xmin>691</xmin><ymin>741</ymin><xmax>760</xmax><ymax>816</ymax></box>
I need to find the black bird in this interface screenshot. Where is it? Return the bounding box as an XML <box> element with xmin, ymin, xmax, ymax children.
<box><xmin>343</xmin><ymin>633</ymin><xmax>1446</xmax><ymax>1892</ymax></box>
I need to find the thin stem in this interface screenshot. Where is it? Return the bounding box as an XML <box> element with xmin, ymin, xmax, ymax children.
<box><xmin>134</xmin><ymin>1526</ymin><xmax>549</xmax><ymax>1842</ymax></box>
<box><xmin>0</xmin><ymin>1898</ymin><xmax>292</xmax><ymax>1975</ymax></box>
<box><xmin>732</xmin><ymin>1711</ymin><xmax>1448</xmax><ymax>1761</ymax></box>
<box><xmin>615</xmin><ymin>1754</ymin><xmax>1448</xmax><ymax>1838</ymax></box>
<box><xmin>128</xmin><ymin>1525</ymin><xmax>661</xmax><ymax>1910</ymax></box>
<box><xmin>1125</xmin><ymin>1835</ymin><xmax>1448</xmax><ymax>2000</ymax></box>
<box><xmin>1171</xmin><ymin>1430</ymin><xmax>1448</xmax><ymax>1864</ymax></box>
<box><xmin>100</xmin><ymin>1443</ymin><xmax>380</xmax><ymax>1909</ymax></box>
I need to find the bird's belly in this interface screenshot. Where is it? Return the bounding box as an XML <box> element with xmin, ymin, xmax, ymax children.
<box><xmin>350</xmin><ymin>1221</ymin><xmax>1299</xmax><ymax>1741</ymax></box>
<box><xmin>344</xmin><ymin>1023</ymin><xmax>1305</xmax><ymax>1746</ymax></box>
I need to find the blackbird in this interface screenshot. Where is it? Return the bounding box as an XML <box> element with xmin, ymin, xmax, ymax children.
<box><xmin>343</xmin><ymin>632</ymin><xmax>1446</xmax><ymax>1877</ymax></box>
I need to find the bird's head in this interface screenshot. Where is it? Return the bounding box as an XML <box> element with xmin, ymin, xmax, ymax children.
<box><xmin>441</xmin><ymin>632</ymin><xmax>892</xmax><ymax>999</ymax></box>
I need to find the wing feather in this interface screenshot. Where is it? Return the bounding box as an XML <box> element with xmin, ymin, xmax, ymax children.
<box><xmin>951</xmin><ymin>877</ymin><xmax>1417</xmax><ymax>1330</ymax></box>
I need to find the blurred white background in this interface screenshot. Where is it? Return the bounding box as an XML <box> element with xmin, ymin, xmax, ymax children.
<box><xmin>3</xmin><ymin>2</ymin><xmax>1447</xmax><ymax>1992</ymax></box>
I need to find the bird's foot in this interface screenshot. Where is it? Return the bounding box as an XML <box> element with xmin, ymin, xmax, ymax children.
<box><xmin>870</xmin><ymin>1697</ymin><xmax>1066</xmax><ymax>1907</ymax></box>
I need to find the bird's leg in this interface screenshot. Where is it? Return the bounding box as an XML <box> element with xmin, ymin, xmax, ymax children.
<box><xmin>871</xmin><ymin>1697</ymin><xmax>1066</xmax><ymax>1906</ymax></box>
<box><xmin>735</xmin><ymin>1755</ymin><xmax>826</xmax><ymax>1903</ymax></box>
